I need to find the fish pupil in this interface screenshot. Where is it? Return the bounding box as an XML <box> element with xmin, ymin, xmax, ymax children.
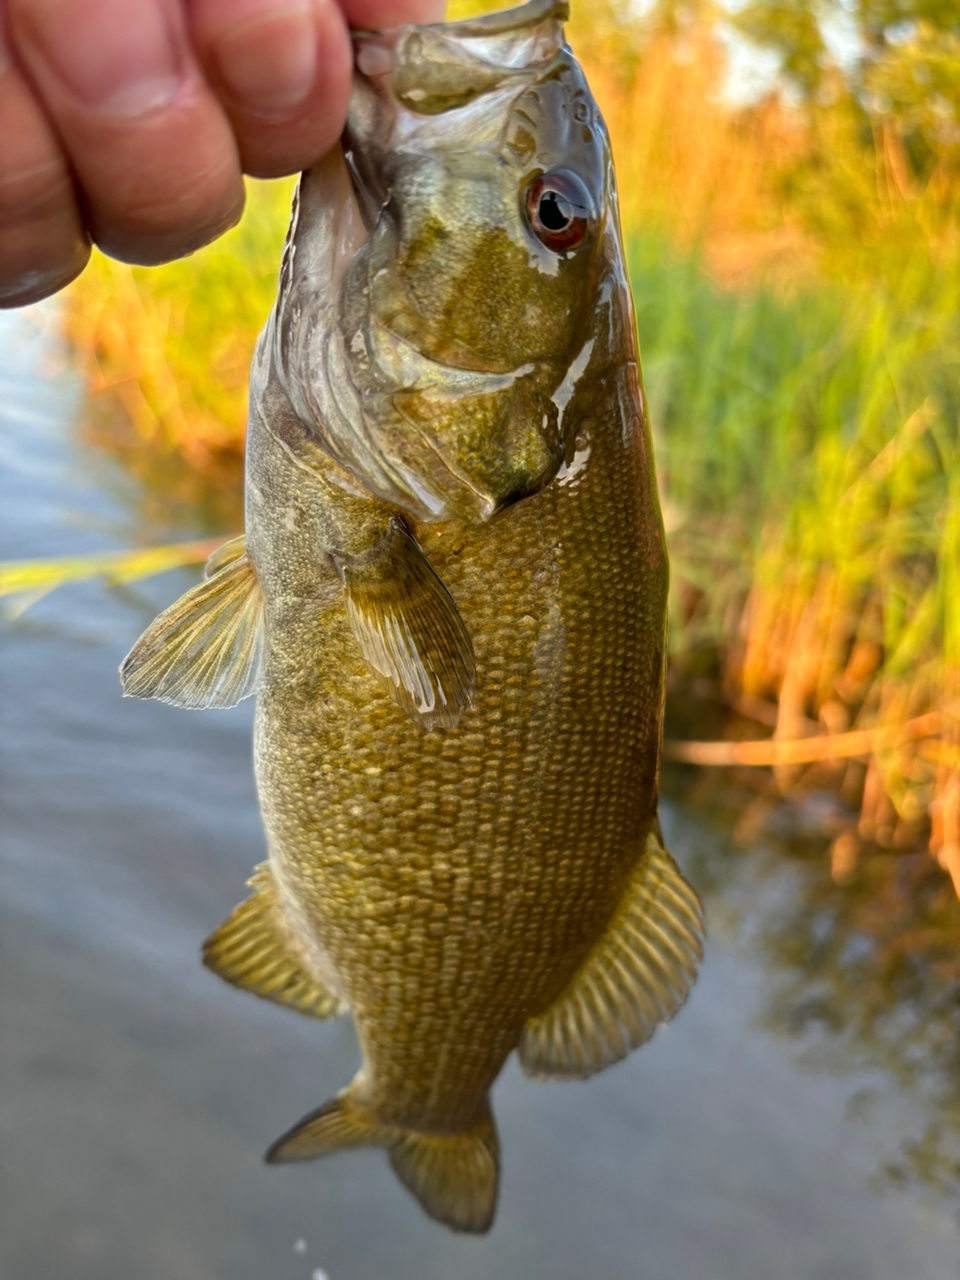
<box><xmin>524</xmin><ymin>171</ymin><xmax>591</xmax><ymax>252</ymax></box>
<box><xmin>539</xmin><ymin>191</ymin><xmax>573</xmax><ymax>231</ymax></box>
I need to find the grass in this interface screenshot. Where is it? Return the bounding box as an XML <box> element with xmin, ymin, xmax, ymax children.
<box><xmin>18</xmin><ymin>1</ymin><xmax>956</xmax><ymax>891</ymax></box>
<box><xmin>0</xmin><ymin>538</ymin><xmax>223</xmax><ymax>599</ymax></box>
<box><xmin>631</xmin><ymin>230</ymin><xmax>960</xmax><ymax>884</ymax></box>
<box><xmin>60</xmin><ymin>178</ymin><xmax>294</xmax><ymax>529</ymax></box>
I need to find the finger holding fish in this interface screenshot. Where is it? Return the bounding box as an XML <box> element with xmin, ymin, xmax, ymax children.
<box><xmin>0</xmin><ymin>0</ymin><xmax>447</xmax><ymax>307</ymax></box>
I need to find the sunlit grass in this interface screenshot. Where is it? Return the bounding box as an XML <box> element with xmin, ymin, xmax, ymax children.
<box><xmin>63</xmin><ymin>178</ymin><xmax>294</xmax><ymax>465</ymax></box>
<box><xmin>631</xmin><ymin>230</ymin><xmax>960</xmax><ymax>883</ymax></box>
<box><xmin>33</xmin><ymin>1</ymin><xmax>960</xmax><ymax>887</ymax></box>
<box><xmin>60</xmin><ymin>178</ymin><xmax>294</xmax><ymax>527</ymax></box>
<box><xmin>0</xmin><ymin>539</ymin><xmax>224</xmax><ymax>599</ymax></box>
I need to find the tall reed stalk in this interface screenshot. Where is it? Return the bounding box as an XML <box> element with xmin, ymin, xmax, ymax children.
<box><xmin>631</xmin><ymin>231</ymin><xmax>960</xmax><ymax>886</ymax></box>
<box><xmin>53</xmin><ymin>0</ymin><xmax>960</xmax><ymax>888</ymax></box>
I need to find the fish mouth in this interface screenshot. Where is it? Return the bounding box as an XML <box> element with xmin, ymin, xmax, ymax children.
<box><xmin>272</xmin><ymin>1</ymin><xmax>579</xmax><ymax>523</ymax></box>
<box><xmin>425</xmin><ymin>0</ymin><xmax>569</xmax><ymax>36</ymax></box>
<box><xmin>359</xmin><ymin>0</ymin><xmax>569</xmax><ymax>43</ymax></box>
<box><xmin>345</xmin><ymin>0</ymin><xmax>569</xmax><ymax>204</ymax></box>
<box><xmin>351</xmin><ymin>0</ymin><xmax>569</xmax><ymax>71</ymax></box>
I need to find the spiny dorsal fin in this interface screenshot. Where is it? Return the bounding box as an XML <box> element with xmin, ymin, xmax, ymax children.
<box><xmin>120</xmin><ymin>542</ymin><xmax>263</xmax><ymax>709</ymax></box>
<box><xmin>202</xmin><ymin>864</ymin><xmax>346</xmax><ymax>1020</ymax></box>
<box><xmin>266</xmin><ymin>1085</ymin><xmax>499</xmax><ymax>1234</ymax></box>
<box><xmin>341</xmin><ymin>517</ymin><xmax>476</xmax><ymax>731</ymax></box>
<box><xmin>518</xmin><ymin>827</ymin><xmax>705</xmax><ymax>1079</ymax></box>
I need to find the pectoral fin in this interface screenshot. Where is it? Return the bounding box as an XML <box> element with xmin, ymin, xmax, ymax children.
<box><xmin>202</xmin><ymin>864</ymin><xmax>345</xmax><ymax>1020</ymax></box>
<box><xmin>120</xmin><ymin>540</ymin><xmax>263</xmax><ymax>709</ymax></box>
<box><xmin>340</xmin><ymin>517</ymin><xmax>476</xmax><ymax>731</ymax></box>
<box><xmin>267</xmin><ymin>1083</ymin><xmax>499</xmax><ymax>1234</ymax></box>
<box><xmin>518</xmin><ymin>826</ymin><xmax>705</xmax><ymax>1079</ymax></box>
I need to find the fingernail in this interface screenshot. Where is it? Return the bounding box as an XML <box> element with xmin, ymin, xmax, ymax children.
<box><xmin>19</xmin><ymin>0</ymin><xmax>182</xmax><ymax>118</ymax></box>
<box><xmin>214</xmin><ymin>2</ymin><xmax>318</xmax><ymax>117</ymax></box>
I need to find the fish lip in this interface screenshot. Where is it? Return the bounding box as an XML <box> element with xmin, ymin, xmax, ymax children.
<box><xmin>353</xmin><ymin>0</ymin><xmax>569</xmax><ymax>42</ymax></box>
<box><xmin>432</xmin><ymin>0</ymin><xmax>570</xmax><ymax>37</ymax></box>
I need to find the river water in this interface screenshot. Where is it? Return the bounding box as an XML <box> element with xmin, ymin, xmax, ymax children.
<box><xmin>2</xmin><ymin>306</ymin><xmax>959</xmax><ymax>1279</ymax></box>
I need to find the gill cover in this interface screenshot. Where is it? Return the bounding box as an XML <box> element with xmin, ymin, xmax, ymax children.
<box><xmin>268</xmin><ymin>0</ymin><xmax>623</xmax><ymax>524</ymax></box>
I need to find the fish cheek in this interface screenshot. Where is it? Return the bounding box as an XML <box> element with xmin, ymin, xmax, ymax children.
<box><xmin>384</xmin><ymin>160</ymin><xmax>581</xmax><ymax>370</ymax></box>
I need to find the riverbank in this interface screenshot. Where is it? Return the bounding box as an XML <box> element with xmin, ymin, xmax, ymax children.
<box><xmin>53</xmin><ymin>1</ymin><xmax>960</xmax><ymax>887</ymax></box>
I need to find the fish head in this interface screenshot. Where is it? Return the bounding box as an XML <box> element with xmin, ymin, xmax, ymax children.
<box><xmin>274</xmin><ymin>1</ymin><xmax>623</xmax><ymax>524</ymax></box>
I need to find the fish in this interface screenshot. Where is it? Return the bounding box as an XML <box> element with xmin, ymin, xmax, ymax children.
<box><xmin>120</xmin><ymin>0</ymin><xmax>704</xmax><ymax>1235</ymax></box>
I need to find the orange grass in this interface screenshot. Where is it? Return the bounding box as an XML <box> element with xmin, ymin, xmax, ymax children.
<box><xmin>57</xmin><ymin>1</ymin><xmax>960</xmax><ymax>889</ymax></box>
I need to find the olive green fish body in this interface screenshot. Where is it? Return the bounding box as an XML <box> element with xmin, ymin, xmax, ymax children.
<box><xmin>245</xmin><ymin>334</ymin><xmax>667</xmax><ymax>1134</ymax></box>
<box><xmin>121</xmin><ymin>0</ymin><xmax>704</xmax><ymax>1235</ymax></box>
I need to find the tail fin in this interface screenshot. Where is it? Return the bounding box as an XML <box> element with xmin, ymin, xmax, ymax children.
<box><xmin>265</xmin><ymin>1085</ymin><xmax>499</xmax><ymax>1234</ymax></box>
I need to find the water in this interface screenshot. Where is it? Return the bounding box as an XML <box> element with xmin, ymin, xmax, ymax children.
<box><xmin>2</xmin><ymin>307</ymin><xmax>959</xmax><ymax>1279</ymax></box>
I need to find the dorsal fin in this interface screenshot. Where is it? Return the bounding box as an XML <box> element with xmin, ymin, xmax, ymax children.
<box><xmin>120</xmin><ymin>540</ymin><xmax>263</xmax><ymax>709</ymax></box>
<box><xmin>202</xmin><ymin>864</ymin><xmax>346</xmax><ymax>1020</ymax></box>
<box><xmin>518</xmin><ymin>826</ymin><xmax>705</xmax><ymax>1079</ymax></box>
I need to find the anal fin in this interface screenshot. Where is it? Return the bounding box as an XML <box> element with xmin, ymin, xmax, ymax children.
<box><xmin>202</xmin><ymin>864</ymin><xmax>345</xmax><ymax>1020</ymax></box>
<box><xmin>340</xmin><ymin>516</ymin><xmax>476</xmax><ymax>731</ymax></box>
<box><xmin>120</xmin><ymin>537</ymin><xmax>263</xmax><ymax>709</ymax></box>
<box><xmin>518</xmin><ymin>826</ymin><xmax>705</xmax><ymax>1080</ymax></box>
<box><xmin>266</xmin><ymin>1083</ymin><xmax>499</xmax><ymax>1234</ymax></box>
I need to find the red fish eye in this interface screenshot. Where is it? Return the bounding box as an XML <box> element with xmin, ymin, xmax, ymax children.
<box><xmin>525</xmin><ymin>172</ymin><xmax>592</xmax><ymax>253</ymax></box>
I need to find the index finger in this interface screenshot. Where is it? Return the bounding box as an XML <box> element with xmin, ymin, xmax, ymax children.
<box><xmin>7</xmin><ymin>0</ymin><xmax>245</xmax><ymax>266</ymax></box>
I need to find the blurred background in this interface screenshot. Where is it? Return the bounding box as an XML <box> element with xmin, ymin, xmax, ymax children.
<box><xmin>3</xmin><ymin>1</ymin><xmax>960</xmax><ymax>1276</ymax></box>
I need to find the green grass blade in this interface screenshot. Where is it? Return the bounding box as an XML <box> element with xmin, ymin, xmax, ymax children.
<box><xmin>0</xmin><ymin>537</ymin><xmax>231</xmax><ymax>598</ymax></box>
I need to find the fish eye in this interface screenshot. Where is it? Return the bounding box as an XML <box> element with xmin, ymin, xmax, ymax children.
<box><xmin>524</xmin><ymin>171</ymin><xmax>593</xmax><ymax>254</ymax></box>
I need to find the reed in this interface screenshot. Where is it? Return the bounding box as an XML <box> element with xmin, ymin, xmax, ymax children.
<box><xmin>61</xmin><ymin>178</ymin><xmax>294</xmax><ymax>527</ymax></box>
<box><xmin>631</xmin><ymin>230</ymin><xmax>960</xmax><ymax>886</ymax></box>
<box><xmin>43</xmin><ymin>0</ymin><xmax>960</xmax><ymax>887</ymax></box>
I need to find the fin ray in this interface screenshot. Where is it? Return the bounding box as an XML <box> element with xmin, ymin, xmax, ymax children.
<box><xmin>204</xmin><ymin>534</ymin><xmax>247</xmax><ymax>578</ymax></box>
<box><xmin>518</xmin><ymin>828</ymin><xmax>705</xmax><ymax>1079</ymax></box>
<box><xmin>342</xmin><ymin>517</ymin><xmax>475</xmax><ymax>731</ymax></box>
<box><xmin>202</xmin><ymin>864</ymin><xmax>345</xmax><ymax>1020</ymax></box>
<box><xmin>120</xmin><ymin>541</ymin><xmax>263</xmax><ymax>709</ymax></box>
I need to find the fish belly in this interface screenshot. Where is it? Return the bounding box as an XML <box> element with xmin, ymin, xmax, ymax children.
<box><xmin>251</xmin><ymin>403</ymin><xmax>667</xmax><ymax>1133</ymax></box>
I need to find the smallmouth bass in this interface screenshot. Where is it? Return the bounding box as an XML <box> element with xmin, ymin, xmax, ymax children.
<box><xmin>121</xmin><ymin>0</ymin><xmax>704</xmax><ymax>1234</ymax></box>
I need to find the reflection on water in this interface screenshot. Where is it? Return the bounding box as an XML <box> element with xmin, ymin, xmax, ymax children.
<box><xmin>765</xmin><ymin>849</ymin><xmax>960</xmax><ymax>1202</ymax></box>
<box><xmin>669</xmin><ymin>766</ymin><xmax>960</xmax><ymax>1213</ymax></box>
<box><xmin>3</xmin><ymin>306</ymin><xmax>960</xmax><ymax>1278</ymax></box>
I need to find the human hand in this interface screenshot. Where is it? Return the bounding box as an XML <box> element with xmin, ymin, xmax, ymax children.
<box><xmin>0</xmin><ymin>0</ymin><xmax>446</xmax><ymax>308</ymax></box>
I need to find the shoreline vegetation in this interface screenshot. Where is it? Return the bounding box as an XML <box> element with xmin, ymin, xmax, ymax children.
<box><xmin>28</xmin><ymin>0</ymin><xmax>960</xmax><ymax>895</ymax></box>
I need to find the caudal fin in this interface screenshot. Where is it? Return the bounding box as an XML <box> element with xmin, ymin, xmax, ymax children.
<box><xmin>266</xmin><ymin>1086</ymin><xmax>499</xmax><ymax>1234</ymax></box>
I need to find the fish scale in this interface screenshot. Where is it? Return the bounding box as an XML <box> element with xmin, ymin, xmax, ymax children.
<box><xmin>247</xmin><ymin>363</ymin><xmax>665</xmax><ymax>1119</ymax></box>
<box><xmin>120</xmin><ymin>0</ymin><xmax>704</xmax><ymax>1235</ymax></box>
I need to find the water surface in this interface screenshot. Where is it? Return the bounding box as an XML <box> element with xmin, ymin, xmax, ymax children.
<box><xmin>2</xmin><ymin>307</ymin><xmax>958</xmax><ymax>1279</ymax></box>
